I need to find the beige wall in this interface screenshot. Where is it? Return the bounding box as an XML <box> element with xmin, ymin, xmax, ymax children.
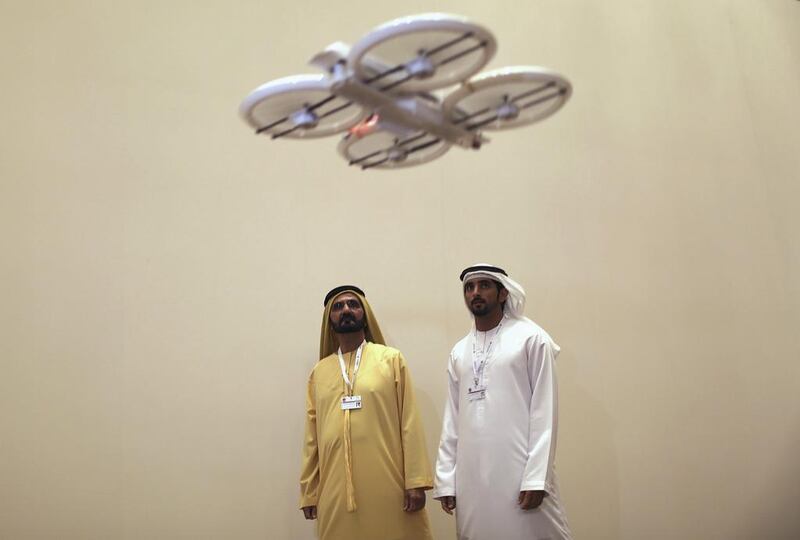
<box><xmin>2</xmin><ymin>1</ymin><xmax>799</xmax><ymax>538</ymax></box>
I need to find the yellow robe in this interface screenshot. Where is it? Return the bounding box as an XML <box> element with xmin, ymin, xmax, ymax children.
<box><xmin>300</xmin><ymin>342</ymin><xmax>433</xmax><ymax>540</ymax></box>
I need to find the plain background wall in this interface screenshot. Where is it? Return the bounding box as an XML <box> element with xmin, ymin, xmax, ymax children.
<box><xmin>1</xmin><ymin>1</ymin><xmax>799</xmax><ymax>538</ymax></box>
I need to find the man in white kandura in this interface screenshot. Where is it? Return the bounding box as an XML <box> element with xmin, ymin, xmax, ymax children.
<box><xmin>433</xmin><ymin>264</ymin><xmax>572</xmax><ymax>540</ymax></box>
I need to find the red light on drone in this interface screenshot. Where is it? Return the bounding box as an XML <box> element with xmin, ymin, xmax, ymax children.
<box><xmin>349</xmin><ymin>114</ymin><xmax>379</xmax><ymax>138</ymax></box>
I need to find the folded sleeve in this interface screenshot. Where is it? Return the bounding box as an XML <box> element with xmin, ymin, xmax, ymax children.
<box><xmin>395</xmin><ymin>352</ymin><xmax>434</xmax><ymax>490</ymax></box>
<box><xmin>298</xmin><ymin>370</ymin><xmax>320</xmax><ymax>508</ymax></box>
<box><xmin>520</xmin><ymin>336</ymin><xmax>559</xmax><ymax>493</ymax></box>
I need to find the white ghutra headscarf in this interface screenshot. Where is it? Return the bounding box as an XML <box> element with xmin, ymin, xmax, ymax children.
<box><xmin>460</xmin><ymin>263</ymin><xmax>559</xmax><ymax>355</ymax></box>
<box><xmin>459</xmin><ymin>263</ymin><xmax>529</xmax><ymax>321</ymax></box>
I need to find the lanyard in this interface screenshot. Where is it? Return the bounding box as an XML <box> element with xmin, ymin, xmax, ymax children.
<box><xmin>338</xmin><ymin>341</ymin><xmax>365</xmax><ymax>396</ymax></box>
<box><xmin>471</xmin><ymin>322</ymin><xmax>502</xmax><ymax>386</ymax></box>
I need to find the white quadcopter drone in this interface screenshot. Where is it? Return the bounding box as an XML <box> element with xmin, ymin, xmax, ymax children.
<box><xmin>239</xmin><ymin>13</ymin><xmax>572</xmax><ymax>170</ymax></box>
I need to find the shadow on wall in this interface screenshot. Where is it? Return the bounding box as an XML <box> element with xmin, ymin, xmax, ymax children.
<box><xmin>559</xmin><ymin>351</ymin><xmax>621</xmax><ymax>540</ymax></box>
<box><xmin>413</xmin><ymin>387</ymin><xmax>443</xmax><ymax>466</ymax></box>
<box><xmin>409</xmin><ymin>386</ymin><xmax>455</xmax><ymax>539</ymax></box>
<box><xmin>743</xmin><ymin>424</ymin><xmax>800</xmax><ymax>539</ymax></box>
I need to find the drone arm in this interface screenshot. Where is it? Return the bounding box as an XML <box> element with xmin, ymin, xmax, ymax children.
<box><xmin>329</xmin><ymin>76</ymin><xmax>483</xmax><ymax>149</ymax></box>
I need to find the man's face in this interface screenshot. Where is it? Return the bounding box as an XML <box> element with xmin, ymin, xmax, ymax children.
<box><xmin>464</xmin><ymin>278</ymin><xmax>508</xmax><ymax>317</ymax></box>
<box><xmin>329</xmin><ymin>293</ymin><xmax>367</xmax><ymax>334</ymax></box>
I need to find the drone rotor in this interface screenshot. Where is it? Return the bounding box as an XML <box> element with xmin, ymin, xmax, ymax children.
<box><xmin>348</xmin><ymin>13</ymin><xmax>497</xmax><ymax>94</ymax></box>
<box><xmin>338</xmin><ymin>127</ymin><xmax>451</xmax><ymax>170</ymax></box>
<box><xmin>444</xmin><ymin>67</ymin><xmax>572</xmax><ymax>132</ymax></box>
<box><xmin>240</xmin><ymin>75</ymin><xmax>366</xmax><ymax>139</ymax></box>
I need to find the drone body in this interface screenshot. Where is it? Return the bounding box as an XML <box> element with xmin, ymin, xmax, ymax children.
<box><xmin>240</xmin><ymin>14</ymin><xmax>572</xmax><ymax>170</ymax></box>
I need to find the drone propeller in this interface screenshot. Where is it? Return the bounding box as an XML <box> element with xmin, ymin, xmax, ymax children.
<box><xmin>240</xmin><ymin>74</ymin><xmax>366</xmax><ymax>139</ymax></box>
<box><xmin>338</xmin><ymin>128</ymin><xmax>451</xmax><ymax>170</ymax></box>
<box><xmin>348</xmin><ymin>13</ymin><xmax>497</xmax><ymax>94</ymax></box>
<box><xmin>444</xmin><ymin>67</ymin><xmax>572</xmax><ymax>132</ymax></box>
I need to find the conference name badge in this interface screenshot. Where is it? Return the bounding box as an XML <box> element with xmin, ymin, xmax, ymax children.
<box><xmin>341</xmin><ymin>395</ymin><xmax>362</xmax><ymax>410</ymax></box>
<box><xmin>467</xmin><ymin>385</ymin><xmax>487</xmax><ymax>401</ymax></box>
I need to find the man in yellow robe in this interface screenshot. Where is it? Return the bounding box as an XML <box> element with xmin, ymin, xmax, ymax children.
<box><xmin>299</xmin><ymin>285</ymin><xmax>433</xmax><ymax>540</ymax></box>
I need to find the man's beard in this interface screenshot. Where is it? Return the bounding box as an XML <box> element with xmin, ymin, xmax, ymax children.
<box><xmin>469</xmin><ymin>298</ymin><xmax>492</xmax><ymax>316</ymax></box>
<box><xmin>332</xmin><ymin>314</ymin><xmax>367</xmax><ymax>334</ymax></box>
<box><xmin>469</xmin><ymin>304</ymin><xmax>491</xmax><ymax>316</ymax></box>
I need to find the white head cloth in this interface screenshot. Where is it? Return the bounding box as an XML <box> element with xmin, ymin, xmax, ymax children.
<box><xmin>460</xmin><ymin>263</ymin><xmax>529</xmax><ymax>321</ymax></box>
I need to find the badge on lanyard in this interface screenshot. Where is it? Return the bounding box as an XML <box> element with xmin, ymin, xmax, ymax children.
<box><xmin>467</xmin><ymin>385</ymin><xmax>487</xmax><ymax>401</ymax></box>
<box><xmin>341</xmin><ymin>395</ymin><xmax>362</xmax><ymax>410</ymax></box>
<box><xmin>469</xmin><ymin>322</ymin><xmax>502</xmax><ymax>402</ymax></box>
<box><xmin>338</xmin><ymin>341</ymin><xmax>365</xmax><ymax>411</ymax></box>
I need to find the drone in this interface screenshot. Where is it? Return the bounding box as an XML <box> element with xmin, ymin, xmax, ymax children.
<box><xmin>239</xmin><ymin>13</ymin><xmax>572</xmax><ymax>170</ymax></box>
